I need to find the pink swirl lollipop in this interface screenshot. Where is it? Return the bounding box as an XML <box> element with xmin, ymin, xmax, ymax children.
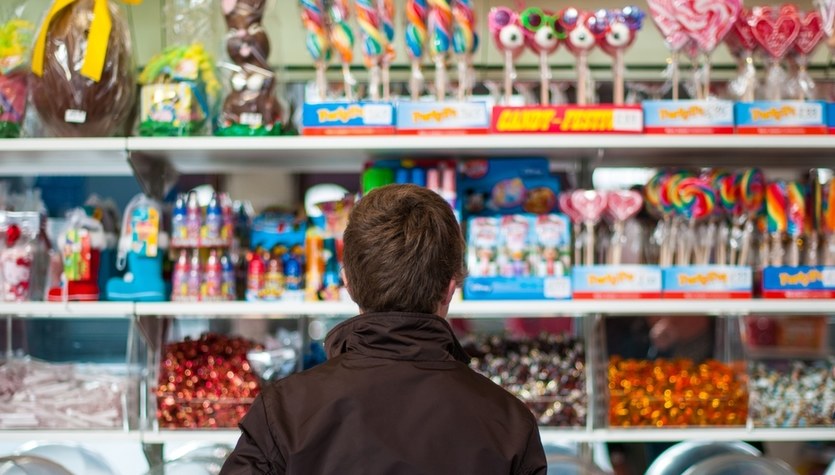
<box><xmin>647</xmin><ymin>0</ymin><xmax>690</xmax><ymax>100</ymax></box>
<box><xmin>521</xmin><ymin>7</ymin><xmax>562</xmax><ymax>104</ymax></box>
<box><xmin>489</xmin><ymin>7</ymin><xmax>525</xmax><ymax>104</ymax></box>
<box><xmin>560</xmin><ymin>8</ymin><xmax>602</xmax><ymax>105</ymax></box>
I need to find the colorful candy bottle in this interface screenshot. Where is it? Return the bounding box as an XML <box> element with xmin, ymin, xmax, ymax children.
<box><xmin>247</xmin><ymin>251</ymin><xmax>265</xmax><ymax>301</ymax></box>
<box><xmin>172</xmin><ymin>194</ymin><xmax>187</xmax><ymax>244</ymax></box>
<box><xmin>204</xmin><ymin>249</ymin><xmax>222</xmax><ymax>299</ymax></box>
<box><xmin>172</xmin><ymin>249</ymin><xmax>189</xmax><ymax>300</ymax></box>
<box><xmin>187</xmin><ymin>249</ymin><xmax>202</xmax><ymax>300</ymax></box>
<box><xmin>221</xmin><ymin>253</ymin><xmax>236</xmax><ymax>300</ymax></box>
<box><xmin>204</xmin><ymin>193</ymin><xmax>222</xmax><ymax>243</ymax></box>
<box><xmin>185</xmin><ymin>192</ymin><xmax>202</xmax><ymax>245</ymax></box>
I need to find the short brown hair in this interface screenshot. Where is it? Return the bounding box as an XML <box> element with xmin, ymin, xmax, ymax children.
<box><xmin>343</xmin><ymin>184</ymin><xmax>465</xmax><ymax>314</ymax></box>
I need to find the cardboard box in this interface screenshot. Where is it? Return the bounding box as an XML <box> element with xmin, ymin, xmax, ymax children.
<box><xmin>735</xmin><ymin>101</ymin><xmax>827</xmax><ymax>135</ymax></box>
<box><xmin>761</xmin><ymin>266</ymin><xmax>835</xmax><ymax>298</ymax></box>
<box><xmin>571</xmin><ymin>265</ymin><xmax>662</xmax><ymax>299</ymax></box>
<box><xmin>662</xmin><ymin>266</ymin><xmax>753</xmax><ymax>299</ymax></box>
<box><xmin>491</xmin><ymin>105</ymin><xmax>643</xmax><ymax>134</ymax></box>
<box><xmin>302</xmin><ymin>102</ymin><xmax>396</xmax><ymax>135</ymax></box>
<box><xmin>643</xmin><ymin>100</ymin><xmax>734</xmax><ymax>134</ymax></box>
<box><xmin>396</xmin><ymin>101</ymin><xmax>489</xmax><ymax>134</ymax></box>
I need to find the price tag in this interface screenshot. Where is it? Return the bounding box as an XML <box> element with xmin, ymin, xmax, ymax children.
<box><xmin>613</xmin><ymin>110</ymin><xmax>643</xmax><ymax>132</ymax></box>
<box><xmin>240</xmin><ymin>113</ymin><xmax>263</xmax><ymax>127</ymax></box>
<box><xmin>64</xmin><ymin>109</ymin><xmax>87</xmax><ymax>124</ymax></box>
<box><xmin>798</xmin><ymin>103</ymin><xmax>823</xmax><ymax>122</ymax></box>
<box><xmin>706</xmin><ymin>102</ymin><xmax>734</xmax><ymax>121</ymax></box>
<box><xmin>544</xmin><ymin>277</ymin><xmax>571</xmax><ymax>299</ymax></box>
<box><xmin>363</xmin><ymin>105</ymin><xmax>393</xmax><ymax>125</ymax></box>
<box><xmin>823</xmin><ymin>268</ymin><xmax>835</xmax><ymax>287</ymax></box>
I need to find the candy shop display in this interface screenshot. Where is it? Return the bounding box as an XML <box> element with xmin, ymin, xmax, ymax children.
<box><xmin>156</xmin><ymin>333</ymin><xmax>261</xmax><ymax>429</ymax></box>
<box><xmin>0</xmin><ymin>359</ymin><xmax>128</xmax><ymax>430</ymax></box>
<box><xmin>462</xmin><ymin>333</ymin><xmax>586</xmax><ymax>427</ymax></box>
<box><xmin>0</xmin><ymin>8</ymin><xmax>33</xmax><ymax>139</ymax></box>
<box><xmin>137</xmin><ymin>0</ymin><xmax>219</xmax><ymax>137</ymax></box>
<box><xmin>749</xmin><ymin>358</ymin><xmax>835</xmax><ymax>427</ymax></box>
<box><xmin>105</xmin><ymin>194</ymin><xmax>166</xmax><ymax>302</ymax></box>
<box><xmin>609</xmin><ymin>357</ymin><xmax>748</xmax><ymax>427</ymax></box>
<box><xmin>30</xmin><ymin>0</ymin><xmax>135</xmax><ymax>137</ymax></box>
<box><xmin>218</xmin><ymin>0</ymin><xmax>284</xmax><ymax>136</ymax></box>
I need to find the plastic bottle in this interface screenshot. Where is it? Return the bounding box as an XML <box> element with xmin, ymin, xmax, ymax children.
<box><xmin>185</xmin><ymin>192</ymin><xmax>201</xmax><ymax>246</ymax></box>
<box><xmin>221</xmin><ymin>253</ymin><xmax>236</xmax><ymax>300</ymax></box>
<box><xmin>247</xmin><ymin>251</ymin><xmax>265</xmax><ymax>301</ymax></box>
<box><xmin>171</xmin><ymin>249</ymin><xmax>189</xmax><ymax>300</ymax></box>
<box><xmin>205</xmin><ymin>193</ymin><xmax>222</xmax><ymax>244</ymax></box>
<box><xmin>172</xmin><ymin>194</ymin><xmax>187</xmax><ymax>244</ymax></box>
<box><xmin>204</xmin><ymin>249</ymin><xmax>221</xmax><ymax>299</ymax></box>
<box><xmin>187</xmin><ymin>249</ymin><xmax>201</xmax><ymax>300</ymax></box>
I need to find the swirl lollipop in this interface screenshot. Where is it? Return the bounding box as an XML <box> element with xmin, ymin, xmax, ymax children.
<box><xmin>596</xmin><ymin>6</ymin><xmax>644</xmax><ymax>105</ymax></box>
<box><xmin>714</xmin><ymin>171</ymin><xmax>738</xmax><ymax>265</ymax></box>
<box><xmin>751</xmin><ymin>5</ymin><xmax>801</xmax><ymax>101</ymax></box>
<box><xmin>405</xmin><ymin>0</ymin><xmax>428</xmax><ymax>100</ymax></box>
<box><xmin>672</xmin><ymin>177</ymin><xmax>716</xmax><ymax>265</ymax></box>
<box><xmin>766</xmin><ymin>181</ymin><xmax>788</xmax><ymax>267</ymax></box>
<box><xmin>735</xmin><ymin>168</ymin><xmax>765</xmax><ymax>266</ymax></box>
<box><xmin>786</xmin><ymin>181</ymin><xmax>807</xmax><ymax>267</ymax></box>
<box><xmin>428</xmin><ymin>0</ymin><xmax>453</xmax><ymax>100</ymax></box>
<box><xmin>489</xmin><ymin>7</ymin><xmax>526</xmax><ymax>104</ymax></box>
<box><xmin>520</xmin><ymin>7</ymin><xmax>562</xmax><ymax>105</ymax></box>
<box><xmin>560</xmin><ymin>8</ymin><xmax>604</xmax><ymax>105</ymax></box>
<box><xmin>453</xmin><ymin>0</ymin><xmax>478</xmax><ymax>101</ymax></box>
<box><xmin>328</xmin><ymin>0</ymin><xmax>356</xmax><ymax>100</ymax></box>
<box><xmin>647</xmin><ymin>0</ymin><xmax>690</xmax><ymax>100</ymax></box>
<box><xmin>354</xmin><ymin>0</ymin><xmax>385</xmax><ymax>101</ymax></box>
<box><xmin>818</xmin><ymin>0</ymin><xmax>835</xmax><ymax>53</ymax></box>
<box><xmin>378</xmin><ymin>0</ymin><xmax>395</xmax><ymax>100</ymax></box>
<box><xmin>300</xmin><ymin>0</ymin><xmax>331</xmax><ymax>99</ymax></box>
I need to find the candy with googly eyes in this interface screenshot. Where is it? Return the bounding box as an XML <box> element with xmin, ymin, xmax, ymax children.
<box><xmin>521</xmin><ymin>7</ymin><xmax>563</xmax><ymax>104</ymax></box>
<box><xmin>489</xmin><ymin>7</ymin><xmax>526</xmax><ymax>103</ymax></box>
<box><xmin>559</xmin><ymin>8</ymin><xmax>599</xmax><ymax>105</ymax></box>
<box><xmin>596</xmin><ymin>6</ymin><xmax>644</xmax><ymax>105</ymax></box>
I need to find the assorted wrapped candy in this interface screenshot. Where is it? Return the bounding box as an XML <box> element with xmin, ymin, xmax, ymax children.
<box><xmin>749</xmin><ymin>358</ymin><xmax>835</xmax><ymax>427</ymax></box>
<box><xmin>0</xmin><ymin>11</ymin><xmax>34</xmax><ymax>138</ymax></box>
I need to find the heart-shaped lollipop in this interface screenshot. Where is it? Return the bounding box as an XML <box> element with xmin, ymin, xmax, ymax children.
<box><xmin>647</xmin><ymin>0</ymin><xmax>690</xmax><ymax>51</ymax></box>
<box><xmin>750</xmin><ymin>6</ymin><xmax>801</xmax><ymax>60</ymax></box>
<box><xmin>558</xmin><ymin>191</ymin><xmax>582</xmax><ymax>225</ymax></box>
<box><xmin>607</xmin><ymin>190</ymin><xmax>644</xmax><ymax>222</ymax></box>
<box><xmin>489</xmin><ymin>7</ymin><xmax>525</xmax><ymax>103</ymax></box>
<box><xmin>673</xmin><ymin>0</ymin><xmax>742</xmax><ymax>54</ymax></box>
<box><xmin>570</xmin><ymin>189</ymin><xmax>608</xmax><ymax>222</ymax></box>
<box><xmin>795</xmin><ymin>10</ymin><xmax>824</xmax><ymax>55</ymax></box>
<box><xmin>729</xmin><ymin>8</ymin><xmax>758</xmax><ymax>53</ymax></box>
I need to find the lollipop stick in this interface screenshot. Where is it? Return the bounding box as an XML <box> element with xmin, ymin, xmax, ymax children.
<box><xmin>382</xmin><ymin>61</ymin><xmax>391</xmax><ymax>101</ymax></box>
<box><xmin>410</xmin><ymin>60</ymin><xmax>424</xmax><ymax>101</ymax></box>
<box><xmin>738</xmin><ymin>219</ymin><xmax>752</xmax><ymax>266</ymax></box>
<box><xmin>369</xmin><ymin>64</ymin><xmax>382</xmax><ymax>101</ymax></box>
<box><xmin>467</xmin><ymin>56</ymin><xmax>476</xmax><ymax>97</ymax></box>
<box><xmin>671</xmin><ymin>51</ymin><xmax>680</xmax><ymax>101</ymax></box>
<box><xmin>316</xmin><ymin>62</ymin><xmax>328</xmax><ymax>100</ymax></box>
<box><xmin>343</xmin><ymin>63</ymin><xmax>355</xmax><ymax>101</ymax></box>
<box><xmin>744</xmin><ymin>55</ymin><xmax>756</xmax><ymax>102</ymax></box>
<box><xmin>770</xmin><ymin>234</ymin><xmax>784</xmax><ymax>267</ymax></box>
<box><xmin>611</xmin><ymin>221</ymin><xmax>625</xmax><ymax>265</ymax></box>
<box><xmin>435</xmin><ymin>56</ymin><xmax>447</xmax><ymax>101</ymax></box>
<box><xmin>504</xmin><ymin>49</ymin><xmax>514</xmax><ymax>104</ymax></box>
<box><xmin>540</xmin><ymin>51</ymin><xmax>550</xmax><ymax>105</ymax></box>
<box><xmin>573</xmin><ymin>226</ymin><xmax>582</xmax><ymax>267</ymax></box>
<box><xmin>806</xmin><ymin>233</ymin><xmax>819</xmax><ymax>266</ymax></box>
<box><xmin>585</xmin><ymin>222</ymin><xmax>595</xmax><ymax>266</ymax></box>
<box><xmin>702</xmin><ymin>53</ymin><xmax>711</xmax><ymax>100</ymax></box>
<box><xmin>825</xmin><ymin>234</ymin><xmax>835</xmax><ymax>266</ymax></box>
<box><xmin>577</xmin><ymin>52</ymin><xmax>589</xmax><ymax>106</ymax></box>
<box><xmin>717</xmin><ymin>221</ymin><xmax>729</xmax><ymax>266</ymax></box>
<box><xmin>614</xmin><ymin>50</ymin><xmax>625</xmax><ymax>106</ymax></box>
<box><xmin>458</xmin><ymin>59</ymin><xmax>467</xmax><ymax>101</ymax></box>
<box><xmin>788</xmin><ymin>236</ymin><xmax>801</xmax><ymax>267</ymax></box>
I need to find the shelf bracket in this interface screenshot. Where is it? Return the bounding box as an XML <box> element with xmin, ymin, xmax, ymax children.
<box><xmin>128</xmin><ymin>151</ymin><xmax>180</xmax><ymax>201</ymax></box>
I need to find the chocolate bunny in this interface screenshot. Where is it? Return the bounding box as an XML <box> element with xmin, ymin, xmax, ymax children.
<box><xmin>222</xmin><ymin>0</ymin><xmax>267</xmax><ymax>28</ymax></box>
<box><xmin>221</xmin><ymin>66</ymin><xmax>281</xmax><ymax>129</ymax></box>
<box><xmin>226</xmin><ymin>22</ymin><xmax>271</xmax><ymax>69</ymax></box>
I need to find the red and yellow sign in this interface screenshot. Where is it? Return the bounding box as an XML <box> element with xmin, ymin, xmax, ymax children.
<box><xmin>491</xmin><ymin>105</ymin><xmax>643</xmax><ymax>134</ymax></box>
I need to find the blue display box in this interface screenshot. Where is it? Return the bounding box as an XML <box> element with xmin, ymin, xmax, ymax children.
<box><xmin>571</xmin><ymin>265</ymin><xmax>661</xmax><ymax>299</ymax></box>
<box><xmin>735</xmin><ymin>101</ymin><xmax>827</xmax><ymax>135</ymax></box>
<box><xmin>762</xmin><ymin>266</ymin><xmax>835</xmax><ymax>298</ymax></box>
<box><xmin>302</xmin><ymin>101</ymin><xmax>396</xmax><ymax>135</ymax></box>
<box><xmin>463</xmin><ymin>276</ymin><xmax>571</xmax><ymax>300</ymax></box>
<box><xmin>828</xmin><ymin>103</ymin><xmax>835</xmax><ymax>133</ymax></box>
<box><xmin>662</xmin><ymin>266</ymin><xmax>752</xmax><ymax>298</ymax></box>
<box><xmin>396</xmin><ymin>101</ymin><xmax>489</xmax><ymax>134</ymax></box>
<box><xmin>643</xmin><ymin>100</ymin><xmax>734</xmax><ymax>134</ymax></box>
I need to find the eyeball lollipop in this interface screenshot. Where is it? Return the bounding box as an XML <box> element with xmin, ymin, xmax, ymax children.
<box><xmin>596</xmin><ymin>6</ymin><xmax>644</xmax><ymax>105</ymax></box>
<box><xmin>520</xmin><ymin>7</ymin><xmax>563</xmax><ymax>105</ymax></box>
<box><xmin>560</xmin><ymin>8</ymin><xmax>601</xmax><ymax>105</ymax></box>
<box><xmin>489</xmin><ymin>7</ymin><xmax>525</xmax><ymax>104</ymax></box>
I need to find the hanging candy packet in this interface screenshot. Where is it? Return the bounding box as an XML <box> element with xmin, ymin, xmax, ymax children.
<box><xmin>1</xmin><ymin>223</ymin><xmax>34</xmax><ymax>302</ymax></box>
<box><xmin>0</xmin><ymin>2</ymin><xmax>34</xmax><ymax>138</ymax></box>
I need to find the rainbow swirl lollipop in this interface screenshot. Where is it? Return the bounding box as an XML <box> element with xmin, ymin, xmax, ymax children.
<box><xmin>453</xmin><ymin>0</ymin><xmax>477</xmax><ymax>100</ymax></box>
<box><xmin>825</xmin><ymin>179</ymin><xmax>835</xmax><ymax>234</ymax></box>
<box><xmin>378</xmin><ymin>0</ymin><xmax>395</xmax><ymax>100</ymax></box>
<box><xmin>714</xmin><ymin>172</ymin><xmax>739</xmax><ymax>216</ymax></box>
<box><xmin>406</xmin><ymin>0</ymin><xmax>429</xmax><ymax>100</ymax></box>
<box><xmin>738</xmin><ymin>168</ymin><xmax>765</xmax><ymax>217</ymax></box>
<box><xmin>673</xmin><ymin>177</ymin><xmax>716</xmax><ymax>220</ymax></box>
<box><xmin>300</xmin><ymin>0</ymin><xmax>331</xmax><ymax>99</ymax></box>
<box><xmin>786</xmin><ymin>181</ymin><xmax>807</xmax><ymax>238</ymax></box>
<box><xmin>328</xmin><ymin>0</ymin><xmax>356</xmax><ymax>100</ymax></box>
<box><xmin>354</xmin><ymin>0</ymin><xmax>384</xmax><ymax>100</ymax></box>
<box><xmin>766</xmin><ymin>182</ymin><xmax>788</xmax><ymax>235</ymax></box>
<box><xmin>428</xmin><ymin>0</ymin><xmax>452</xmax><ymax>99</ymax></box>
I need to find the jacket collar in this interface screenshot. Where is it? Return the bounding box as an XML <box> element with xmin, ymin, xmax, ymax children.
<box><xmin>325</xmin><ymin>312</ymin><xmax>471</xmax><ymax>364</ymax></box>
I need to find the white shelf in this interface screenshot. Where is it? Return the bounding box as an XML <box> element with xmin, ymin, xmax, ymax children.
<box><xmin>141</xmin><ymin>430</ymin><xmax>242</xmax><ymax>445</ymax></box>
<box><xmin>0</xmin><ymin>430</ymin><xmax>141</xmax><ymax>443</ymax></box>
<box><xmin>0</xmin><ymin>302</ymin><xmax>134</xmax><ymax>318</ymax></box>
<box><xmin>135</xmin><ymin>301</ymin><xmax>359</xmax><ymax>317</ymax></box>
<box><xmin>0</xmin><ymin>138</ymin><xmax>130</xmax><ymax>176</ymax></box>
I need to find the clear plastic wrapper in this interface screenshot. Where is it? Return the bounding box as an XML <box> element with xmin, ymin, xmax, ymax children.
<box><xmin>0</xmin><ymin>2</ymin><xmax>34</xmax><ymax>138</ymax></box>
<box><xmin>30</xmin><ymin>0</ymin><xmax>135</xmax><ymax>137</ymax></box>
<box><xmin>215</xmin><ymin>63</ymin><xmax>282</xmax><ymax>136</ymax></box>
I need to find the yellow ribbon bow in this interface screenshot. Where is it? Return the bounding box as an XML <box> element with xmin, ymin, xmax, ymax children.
<box><xmin>31</xmin><ymin>0</ymin><xmax>141</xmax><ymax>82</ymax></box>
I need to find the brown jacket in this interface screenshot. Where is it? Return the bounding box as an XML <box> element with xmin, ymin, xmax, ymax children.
<box><xmin>221</xmin><ymin>312</ymin><xmax>547</xmax><ymax>474</ymax></box>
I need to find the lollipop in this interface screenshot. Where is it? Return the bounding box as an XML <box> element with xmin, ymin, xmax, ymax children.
<box><xmin>328</xmin><ymin>0</ymin><xmax>356</xmax><ymax>100</ymax></box>
<box><xmin>453</xmin><ymin>0</ymin><xmax>477</xmax><ymax>101</ymax></box>
<box><xmin>727</xmin><ymin>8</ymin><xmax>758</xmax><ymax>102</ymax></box>
<box><xmin>489</xmin><ymin>7</ymin><xmax>526</xmax><ymax>104</ymax></box>
<box><xmin>596</xmin><ymin>6</ymin><xmax>644</xmax><ymax>105</ymax></box>
<box><xmin>560</xmin><ymin>8</ymin><xmax>603</xmax><ymax>105</ymax></box>
<box><xmin>818</xmin><ymin>0</ymin><xmax>835</xmax><ymax>52</ymax></box>
<box><xmin>559</xmin><ymin>192</ymin><xmax>583</xmax><ymax>267</ymax></box>
<box><xmin>569</xmin><ymin>190</ymin><xmax>607</xmax><ymax>266</ymax></box>
<box><xmin>751</xmin><ymin>5</ymin><xmax>801</xmax><ymax>101</ymax></box>
<box><xmin>354</xmin><ymin>0</ymin><xmax>385</xmax><ymax>101</ymax></box>
<box><xmin>647</xmin><ymin>0</ymin><xmax>690</xmax><ymax>100</ymax></box>
<box><xmin>714</xmin><ymin>171</ymin><xmax>739</xmax><ymax>265</ymax></box>
<box><xmin>672</xmin><ymin>177</ymin><xmax>716</xmax><ymax>265</ymax></box>
<box><xmin>786</xmin><ymin>181</ymin><xmax>807</xmax><ymax>267</ymax></box>
<box><xmin>792</xmin><ymin>10</ymin><xmax>824</xmax><ymax>100</ymax></box>
<box><xmin>378</xmin><ymin>0</ymin><xmax>395</xmax><ymax>100</ymax></box>
<box><xmin>824</xmin><ymin>177</ymin><xmax>835</xmax><ymax>265</ymax></box>
<box><xmin>300</xmin><ymin>0</ymin><xmax>331</xmax><ymax>100</ymax></box>
<box><xmin>766</xmin><ymin>181</ymin><xmax>788</xmax><ymax>267</ymax></box>
<box><xmin>673</xmin><ymin>0</ymin><xmax>742</xmax><ymax>99</ymax></box>
<box><xmin>521</xmin><ymin>7</ymin><xmax>562</xmax><ymax>105</ymax></box>
<box><xmin>405</xmin><ymin>0</ymin><xmax>429</xmax><ymax>100</ymax></box>
<box><xmin>428</xmin><ymin>0</ymin><xmax>453</xmax><ymax>100</ymax></box>
<box><xmin>606</xmin><ymin>190</ymin><xmax>643</xmax><ymax>265</ymax></box>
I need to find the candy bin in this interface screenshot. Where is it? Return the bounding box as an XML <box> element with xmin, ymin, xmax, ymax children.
<box><xmin>0</xmin><ymin>3</ymin><xmax>34</xmax><ymax>138</ymax></box>
<box><xmin>600</xmin><ymin>315</ymin><xmax>749</xmax><ymax>428</ymax></box>
<box><xmin>743</xmin><ymin>314</ymin><xmax>834</xmax><ymax>428</ymax></box>
<box><xmin>459</xmin><ymin>319</ymin><xmax>586</xmax><ymax>428</ymax></box>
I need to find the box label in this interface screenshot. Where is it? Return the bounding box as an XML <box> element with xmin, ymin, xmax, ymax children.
<box><xmin>397</xmin><ymin>101</ymin><xmax>489</xmax><ymax>134</ymax></box>
<box><xmin>464</xmin><ymin>276</ymin><xmax>571</xmax><ymax>300</ymax></box>
<box><xmin>572</xmin><ymin>265</ymin><xmax>662</xmax><ymax>299</ymax></box>
<box><xmin>735</xmin><ymin>101</ymin><xmax>826</xmax><ymax>134</ymax></box>
<box><xmin>643</xmin><ymin>100</ymin><xmax>734</xmax><ymax>134</ymax></box>
<box><xmin>491</xmin><ymin>105</ymin><xmax>643</xmax><ymax>134</ymax></box>
<box><xmin>762</xmin><ymin>266</ymin><xmax>835</xmax><ymax>298</ymax></box>
<box><xmin>302</xmin><ymin>102</ymin><xmax>396</xmax><ymax>135</ymax></box>
<box><xmin>663</xmin><ymin>266</ymin><xmax>752</xmax><ymax>298</ymax></box>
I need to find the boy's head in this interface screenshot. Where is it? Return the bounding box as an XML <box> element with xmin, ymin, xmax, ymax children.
<box><xmin>342</xmin><ymin>184</ymin><xmax>465</xmax><ymax>315</ymax></box>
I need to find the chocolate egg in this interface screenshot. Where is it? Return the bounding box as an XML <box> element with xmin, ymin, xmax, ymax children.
<box><xmin>30</xmin><ymin>0</ymin><xmax>135</xmax><ymax>137</ymax></box>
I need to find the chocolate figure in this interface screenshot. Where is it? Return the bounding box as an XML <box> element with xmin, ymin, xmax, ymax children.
<box><xmin>226</xmin><ymin>23</ymin><xmax>271</xmax><ymax>70</ymax></box>
<box><xmin>221</xmin><ymin>66</ymin><xmax>281</xmax><ymax>129</ymax></box>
